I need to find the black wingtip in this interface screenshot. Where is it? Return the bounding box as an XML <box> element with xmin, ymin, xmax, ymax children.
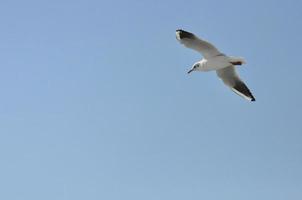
<box><xmin>176</xmin><ymin>29</ymin><xmax>194</xmax><ymax>39</ymax></box>
<box><xmin>232</xmin><ymin>80</ymin><xmax>256</xmax><ymax>102</ymax></box>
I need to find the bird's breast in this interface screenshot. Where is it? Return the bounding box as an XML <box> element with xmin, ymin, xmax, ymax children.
<box><xmin>202</xmin><ymin>56</ymin><xmax>231</xmax><ymax>71</ymax></box>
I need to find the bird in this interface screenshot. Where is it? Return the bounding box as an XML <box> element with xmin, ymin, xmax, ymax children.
<box><xmin>176</xmin><ymin>29</ymin><xmax>256</xmax><ymax>102</ymax></box>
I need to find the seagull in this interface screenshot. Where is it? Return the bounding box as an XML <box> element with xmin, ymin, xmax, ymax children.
<box><xmin>176</xmin><ymin>29</ymin><xmax>256</xmax><ymax>101</ymax></box>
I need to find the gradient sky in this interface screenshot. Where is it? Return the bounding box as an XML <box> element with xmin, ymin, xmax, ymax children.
<box><xmin>0</xmin><ymin>0</ymin><xmax>301</xmax><ymax>199</ymax></box>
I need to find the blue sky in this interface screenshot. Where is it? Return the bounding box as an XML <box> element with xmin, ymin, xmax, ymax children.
<box><xmin>0</xmin><ymin>0</ymin><xmax>301</xmax><ymax>199</ymax></box>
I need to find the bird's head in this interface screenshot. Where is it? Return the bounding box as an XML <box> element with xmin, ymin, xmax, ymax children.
<box><xmin>187</xmin><ymin>62</ymin><xmax>202</xmax><ymax>74</ymax></box>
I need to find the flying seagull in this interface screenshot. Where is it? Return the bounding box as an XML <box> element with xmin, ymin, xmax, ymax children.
<box><xmin>176</xmin><ymin>29</ymin><xmax>255</xmax><ymax>101</ymax></box>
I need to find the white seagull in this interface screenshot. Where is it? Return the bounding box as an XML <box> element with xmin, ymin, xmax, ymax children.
<box><xmin>176</xmin><ymin>29</ymin><xmax>255</xmax><ymax>101</ymax></box>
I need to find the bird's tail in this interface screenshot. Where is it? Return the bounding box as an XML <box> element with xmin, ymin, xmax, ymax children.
<box><xmin>228</xmin><ymin>56</ymin><xmax>246</xmax><ymax>65</ymax></box>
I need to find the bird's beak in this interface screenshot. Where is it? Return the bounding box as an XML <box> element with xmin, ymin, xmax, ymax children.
<box><xmin>187</xmin><ymin>68</ymin><xmax>194</xmax><ymax>74</ymax></box>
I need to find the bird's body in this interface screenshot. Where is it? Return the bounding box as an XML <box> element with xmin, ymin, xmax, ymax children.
<box><xmin>194</xmin><ymin>55</ymin><xmax>241</xmax><ymax>71</ymax></box>
<box><xmin>176</xmin><ymin>29</ymin><xmax>255</xmax><ymax>101</ymax></box>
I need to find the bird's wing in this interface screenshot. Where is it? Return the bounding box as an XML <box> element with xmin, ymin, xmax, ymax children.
<box><xmin>216</xmin><ymin>66</ymin><xmax>256</xmax><ymax>101</ymax></box>
<box><xmin>176</xmin><ymin>29</ymin><xmax>222</xmax><ymax>59</ymax></box>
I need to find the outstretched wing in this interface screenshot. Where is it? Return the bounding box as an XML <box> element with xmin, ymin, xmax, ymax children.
<box><xmin>216</xmin><ymin>66</ymin><xmax>256</xmax><ymax>101</ymax></box>
<box><xmin>176</xmin><ymin>29</ymin><xmax>222</xmax><ymax>59</ymax></box>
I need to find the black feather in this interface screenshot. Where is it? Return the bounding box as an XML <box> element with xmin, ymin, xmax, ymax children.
<box><xmin>176</xmin><ymin>29</ymin><xmax>195</xmax><ymax>39</ymax></box>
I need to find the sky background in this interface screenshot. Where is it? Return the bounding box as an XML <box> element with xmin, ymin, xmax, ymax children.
<box><xmin>0</xmin><ymin>0</ymin><xmax>301</xmax><ymax>199</ymax></box>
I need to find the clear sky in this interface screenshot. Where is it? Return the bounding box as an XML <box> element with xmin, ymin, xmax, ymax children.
<box><xmin>0</xmin><ymin>0</ymin><xmax>301</xmax><ymax>199</ymax></box>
